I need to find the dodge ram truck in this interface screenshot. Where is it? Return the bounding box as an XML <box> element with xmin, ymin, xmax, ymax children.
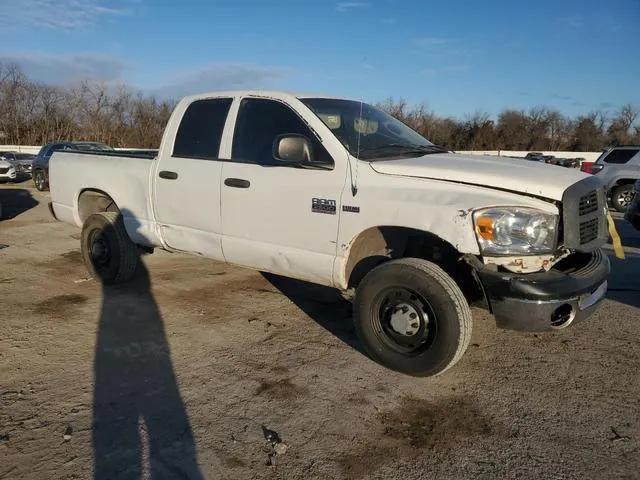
<box><xmin>48</xmin><ymin>90</ymin><xmax>613</xmax><ymax>377</ymax></box>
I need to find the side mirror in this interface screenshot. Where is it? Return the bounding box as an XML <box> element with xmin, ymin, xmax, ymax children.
<box><xmin>273</xmin><ymin>134</ymin><xmax>313</xmax><ymax>165</ymax></box>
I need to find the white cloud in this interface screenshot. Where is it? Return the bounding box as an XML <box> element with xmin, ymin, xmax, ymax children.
<box><xmin>0</xmin><ymin>52</ymin><xmax>128</xmax><ymax>84</ymax></box>
<box><xmin>336</xmin><ymin>2</ymin><xmax>370</xmax><ymax>12</ymax></box>
<box><xmin>0</xmin><ymin>0</ymin><xmax>137</xmax><ymax>30</ymax></box>
<box><xmin>149</xmin><ymin>63</ymin><xmax>297</xmax><ymax>100</ymax></box>
<box><xmin>0</xmin><ymin>53</ymin><xmax>295</xmax><ymax>100</ymax></box>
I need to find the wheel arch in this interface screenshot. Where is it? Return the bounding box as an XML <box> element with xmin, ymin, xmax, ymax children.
<box><xmin>77</xmin><ymin>188</ymin><xmax>120</xmax><ymax>224</ymax></box>
<box><xmin>612</xmin><ymin>178</ymin><xmax>638</xmax><ymax>188</ymax></box>
<box><xmin>341</xmin><ymin>225</ymin><xmax>483</xmax><ymax>304</ymax></box>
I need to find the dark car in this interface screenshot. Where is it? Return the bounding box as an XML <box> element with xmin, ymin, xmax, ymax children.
<box><xmin>524</xmin><ymin>152</ymin><xmax>545</xmax><ymax>162</ymax></box>
<box><xmin>624</xmin><ymin>179</ymin><xmax>640</xmax><ymax>230</ymax></box>
<box><xmin>555</xmin><ymin>157</ymin><xmax>581</xmax><ymax>168</ymax></box>
<box><xmin>32</xmin><ymin>141</ymin><xmax>114</xmax><ymax>191</ymax></box>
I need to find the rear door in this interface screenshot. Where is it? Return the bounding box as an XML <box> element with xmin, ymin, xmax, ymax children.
<box><xmin>599</xmin><ymin>147</ymin><xmax>640</xmax><ymax>184</ymax></box>
<box><xmin>152</xmin><ymin>96</ymin><xmax>234</xmax><ymax>260</ymax></box>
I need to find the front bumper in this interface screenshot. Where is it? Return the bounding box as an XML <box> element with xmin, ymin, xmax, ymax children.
<box><xmin>0</xmin><ymin>169</ymin><xmax>17</xmax><ymax>180</ymax></box>
<box><xmin>476</xmin><ymin>249</ymin><xmax>610</xmax><ymax>332</ymax></box>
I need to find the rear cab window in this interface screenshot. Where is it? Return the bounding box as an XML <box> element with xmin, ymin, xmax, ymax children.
<box><xmin>172</xmin><ymin>98</ymin><xmax>233</xmax><ymax>159</ymax></box>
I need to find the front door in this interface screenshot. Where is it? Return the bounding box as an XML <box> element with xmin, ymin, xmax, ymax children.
<box><xmin>152</xmin><ymin>96</ymin><xmax>234</xmax><ymax>261</ymax></box>
<box><xmin>220</xmin><ymin>97</ymin><xmax>347</xmax><ymax>286</ymax></box>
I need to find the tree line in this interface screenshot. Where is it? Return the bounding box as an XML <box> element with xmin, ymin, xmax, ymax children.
<box><xmin>1</xmin><ymin>62</ymin><xmax>638</xmax><ymax>151</ymax></box>
<box><xmin>375</xmin><ymin>98</ymin><xmax>639</xmax><ymax>152</ymax></box>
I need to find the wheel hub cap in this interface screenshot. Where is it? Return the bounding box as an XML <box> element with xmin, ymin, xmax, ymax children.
<box><xmin>90</xmin><ymin>233</ymin><xmax>110</xmax><ymax>265</ymax></box>
<box><xmin>389</xmin><ymin>302</ymin><xmax>425</xmax><ymax>336</ymax></box>
<box><xmin>619</xmin><ymin>192</ymin><xmax>634</xmax><ymax>206</ymax></box>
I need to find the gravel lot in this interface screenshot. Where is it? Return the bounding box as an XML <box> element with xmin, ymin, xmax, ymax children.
<box><xmin>1</xmin><ymin>181</ymin><xmax>639</xmax><ymax>480</ymax></box>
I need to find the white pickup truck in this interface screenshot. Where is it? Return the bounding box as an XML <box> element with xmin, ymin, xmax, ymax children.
<box><xmin>48</xmin><ymin>90</ymin><xmax>612</xmax><ymax>377</ymax></box>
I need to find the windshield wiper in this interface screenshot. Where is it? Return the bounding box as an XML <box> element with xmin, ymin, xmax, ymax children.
<box><xmin>358</xmin><ymin>143</ymin><xmax>448</xmax><ymax>158</ymax></box>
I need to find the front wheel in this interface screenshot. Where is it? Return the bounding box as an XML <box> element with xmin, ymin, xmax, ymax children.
<box><xmin>611</xmin><ymin>184</ymin><xmax>635</xmax><ymax>213</ymax></box>
<box><xmin>80</xmin><ymin>212</ymin><xmax>139</xmax><ymax>285</ymax></box>
<box><xmin>353</xmin><ymin>257</ymin><xmax>472</xmax><ymax>377</ymax></box>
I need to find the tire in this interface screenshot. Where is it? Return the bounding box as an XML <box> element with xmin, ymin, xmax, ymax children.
<box><xmin>611</xmin><ymin>184</ymin><xmax>635</xmax><ymax>213</ymax></box>
<box><xmin>80</xmin><ymin>212</ymin><xmax>139</xmax><ymax>285</ymax></box>
<box><xmin>33</xmin><ymin>170</ymin><xmax>48</xmax><ymax>191</ymax></box>
<box><xmin>353</xmin><ymin>257</ymin><xmax>472</xmax><ymax>377</ymax></box>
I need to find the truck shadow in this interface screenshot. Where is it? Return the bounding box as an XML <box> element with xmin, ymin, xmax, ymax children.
<box><xmin>605</xmin><ymin>218</ymin><xmax>640</xmax><ymax>308</ymax></box>
<box><xmin>92</xmin><ymin>211</ymin><xmax>203</xmax><ymax>479</ymax></box>
<box><xmin>0</xmin><ymin>188</ymin><xmax>38</xmax><ymax>220</ymax></box>
<box><xmin>260</xmin><ymin>272</ymin><xmax>365</xmax><ymax>354</ymax></box>
<box><xmin>606</xmin><ymin>251</ymin><xmax>640</xmax><ymax>309</ymax></box>
<box><xmin>614</xmin><ymin>217</ymin><xmax>640</xmax><ymax>249</ymax></box>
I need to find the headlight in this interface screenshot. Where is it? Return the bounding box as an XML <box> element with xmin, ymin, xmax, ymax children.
<box><xmin>473</xmin><ymin>207</ymin><xmax>559</xmax><ymax>255</ymax></box>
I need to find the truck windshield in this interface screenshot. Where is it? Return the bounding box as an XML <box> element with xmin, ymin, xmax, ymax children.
<box><xmin>299</xmin><ymin>97</ymin><xmax>447</xmax><ymax>160</ymax></box>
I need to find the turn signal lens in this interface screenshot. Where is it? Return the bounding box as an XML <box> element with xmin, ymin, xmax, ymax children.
<box><xmin>476</xmin><ymin>217</ymin><xmax>494</xmax><ymax>241</ymax></box>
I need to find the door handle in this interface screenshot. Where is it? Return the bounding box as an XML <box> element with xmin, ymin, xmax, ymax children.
<box><xmin>224</xmin><ymin>178</ymin><xmax>250</xmax><ymax>188</ymax></box>
<box><xmin>159</xmin><ymin>170</ymin><xmax>178</xmax><ymax>180</ymax></box>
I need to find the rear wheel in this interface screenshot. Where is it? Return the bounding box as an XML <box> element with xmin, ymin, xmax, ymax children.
<box><xmin>611</xmin><ymin>184</ymin><xmax>635</xmax><ymax>213</ymax></box>
<box><xmin>353</xmin><ymin>257</ymin><xmax>472</xmax><ymax>377</ymax></box>
<box><xmin>33</xmin><ymin>170</ymin><xmax>47</xmax><ymax>191</ymax></box>
<box><xmin>80</xmin><ymin>212</ymin><xmax>139</xmax><ymax>284</ymax></box>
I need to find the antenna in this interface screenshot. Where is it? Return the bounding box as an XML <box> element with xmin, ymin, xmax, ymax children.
<box><xmin>350</xmin><ymin>56</ymin><xmax>368</xmax><ymax>196</ymax></box>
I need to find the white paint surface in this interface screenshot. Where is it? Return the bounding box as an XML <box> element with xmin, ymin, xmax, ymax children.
<box><xmin>47</xmin><ymin>90</ymin><xmax>601</xmax><ymax>291</ymax></box>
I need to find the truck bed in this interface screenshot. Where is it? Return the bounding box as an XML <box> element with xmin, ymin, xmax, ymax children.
<box><xmin>49</xmin><ymin>150</ymin><xmax>161</xmax><ymax>247</ymax></box>
<box><xmin>64</xmin><ymin>148</ymin><xmax>158</xmax><ymax>159</ymax></box>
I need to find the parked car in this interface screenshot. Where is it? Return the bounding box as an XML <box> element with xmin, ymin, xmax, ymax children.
<box><xmin>624</xmin><ymin>179</ymin><xmax>640</xmax><ymax>230</ymax></box>
<box><xmin>555</xmin><ymin>157</ymin><xmax>581</xmax><ymax>169</ymax></box>
<box><xmin>48</xmin><ymin>90</ymin><xmax>612</xmax><ymax>378</ymax></box>
<box><xmin>585</xmin><ymin>145</ymin><xmax>640</xmax><ymax>212</ymax></box>
<box><xmin>524</xmin><ymin>152</ymin><xmax>545</xmax><ymax>162</ymax></box>
<box><xmin>0</xmin><ymin>151</ymin><xmax>36</xmax><ymax>175</ymax></box>
<box><xmin>32</xmin><ymin>141</ymin><xmax>114</xmax><ymax>191</ymax></box>
<box><xmin>0</xmin><ymin>156</ymin><xmax>17</xmax><ymax>182</ymax></box>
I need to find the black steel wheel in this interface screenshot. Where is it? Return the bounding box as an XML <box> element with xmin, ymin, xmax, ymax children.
<box><xmin>373</xmin><ymin>286</ymin><xmax>438</xmax><ymax>356</ymax></box>
<box><xmin>81</xmin><ymin>211</ymin><xmax>139</xmax><ymax>284</ymax></box>
<box><xmin>353</xmin><ymin>257</ymin><xmax>472</xmax><ymax>377</ymax></box>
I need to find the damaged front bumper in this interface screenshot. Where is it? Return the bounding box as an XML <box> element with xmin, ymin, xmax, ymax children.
<box><xmin>475</xmin><ymin>249</ymin><xmax>610</xmax><ymax>332</ymax></box>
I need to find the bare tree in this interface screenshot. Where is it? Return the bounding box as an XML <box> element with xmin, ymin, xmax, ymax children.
<box><xmin>0</xmin><ymin>63</ymin><xmax>637</xmax><ymax>152</ymax></box>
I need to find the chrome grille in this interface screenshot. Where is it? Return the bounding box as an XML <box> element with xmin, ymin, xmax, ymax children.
<box><xmin>0</xmin><ymin>167</ymin><xmax>8</xmax><ymax>174</ymax></box>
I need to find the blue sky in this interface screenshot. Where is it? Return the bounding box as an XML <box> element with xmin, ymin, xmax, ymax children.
<box><xmin>1</xmin><ymin>0</ymin><xmax>638</xmax><ymax>118</ymax></box>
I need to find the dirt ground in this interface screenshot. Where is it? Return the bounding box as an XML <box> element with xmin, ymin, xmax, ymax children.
<box><xmin>1</xmin><ymin>181</ymin><xmax>639</xmax><ymax>480</ymax></box>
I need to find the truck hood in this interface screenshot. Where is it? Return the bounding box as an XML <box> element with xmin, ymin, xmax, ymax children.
<box><xmin>369</xmin><ymin>152</ymin><xmax>590</xmax><ymax>201</ymax></box>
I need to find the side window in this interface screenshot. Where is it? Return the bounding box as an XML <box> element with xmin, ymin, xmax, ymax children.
<box><xmin>604</xmin><ymin>149</ymin><xmax>639</xmax><ymax>164</ymax></box>
<box><xmin>231</xmin><ymin>98</ymin><xmax>334</xmax><ymax>168</ymax></box>
<box><xmin>173</xmin><ymin>98</ymin><xmax>233</xmax><ymax>159</ymax></box>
